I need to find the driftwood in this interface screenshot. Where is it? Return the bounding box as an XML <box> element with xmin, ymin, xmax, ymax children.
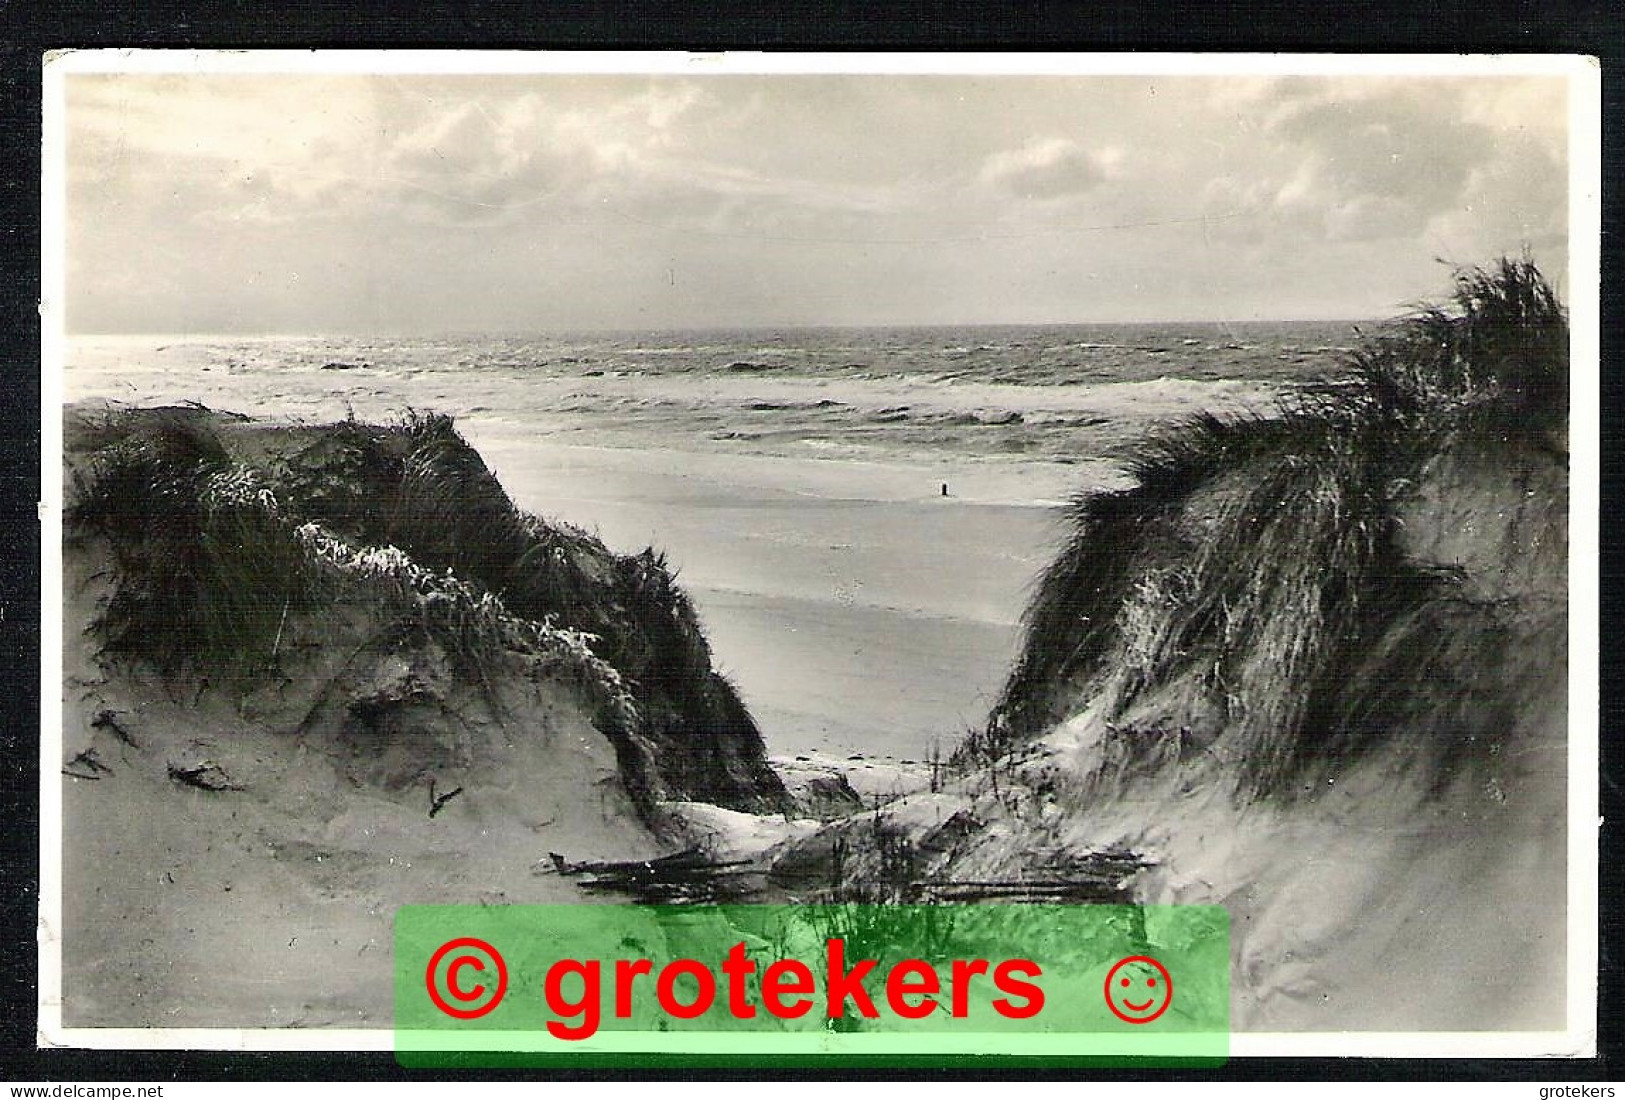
<box><xmin>911</xmin><ymin>847</ymin><xmax>1152</xmax><ymax>903</ymax></box>
<box><xmin>91</xmin><ymin>709</ymin><xmax>140</xmax><ymax>748</ymax></box>
<box><xmin>63</xmin><ymin>747</ymin><xmax>114</xmax><ymax>781</ymax></box>
<box><xmin>541</xmin><ymin>847</ymin><xmax>764</xmax><ymax>904</ymax></box>
<box><xmin>913</xmin><ymin>881</ymin><xmax>1127</xmax><ymax>903</ymax></box>
<box><xmin>428</xmin><ymin>779</ymin><xmax>463</xmax><ymax>819</ymax></box>
<box><xmin>536</xmin><ymin>843</ymin><xmax>1151</xmax><ymax>907</ymax></box>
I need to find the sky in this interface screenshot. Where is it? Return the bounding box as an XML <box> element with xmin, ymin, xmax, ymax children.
<box><xmin>59</xmin><ymin>62</ymin><xmax>1575</xmax><ymax>333</ymax></box>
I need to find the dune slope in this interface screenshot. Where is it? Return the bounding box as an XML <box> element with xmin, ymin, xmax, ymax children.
<box><xmin>58</xmin><ymin>405</ymin><xmax>790</xmax><ymax>1026</ymax></box>
<box><xmin>775</xmin><ymin>258</ymin><xmax>1572</xmax><ymax>1032</ymax></box>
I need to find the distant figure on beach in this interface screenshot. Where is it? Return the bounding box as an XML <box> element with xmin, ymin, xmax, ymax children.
<box><xmin>941</xmin><ymin>482</ymin><xmax>949</xmax><ymax>497</ymax></box>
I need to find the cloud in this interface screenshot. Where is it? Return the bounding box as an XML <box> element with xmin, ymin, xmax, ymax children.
<box><xmin>376</xmin><ymin>97</ymin><xmax>588</xmax><ymax>226</ymax></box>
<box><xmin>979</xmin><ymin>138</ymin><xmax>1111</xmax><ymax>201</ymax></box>
<box><xmin>1192</xmin><ymin>78</ymin><xmax>1570</xmax><ymax>247</ymax></box>
<box><xmin>1424</xmin><ymin>137</ymin><xmax>1569</xmax><ymax>270</ymax></box>
<box><xmin>60</xmin><ymin>70</ymin><xmax>1578</xmax><ymax>332</ymax></box>
<box><xmin>362</xmin><ymin>81</ymin><xmax>926</xmax><ymax>235</ymax></box>
<box><xmin>66</xmin><ymin>76</ymin><xmax>731</xmax><ymax>233</ymax></box>
<box><xmin>1271</xmin><ymin>95</ymin><xmax>1480</xmax><ymax>234</ymax></box>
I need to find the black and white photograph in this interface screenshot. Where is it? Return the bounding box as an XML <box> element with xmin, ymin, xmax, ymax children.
<box><xmin>39</xmin><ymin>51</ymin><xmax>1599</xmax><ymax>1058</ymax></box>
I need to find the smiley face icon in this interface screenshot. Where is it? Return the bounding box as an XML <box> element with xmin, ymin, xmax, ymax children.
<box><xmin>1104</xmin><ymin>955</ymin><xmax>1172</xmax><ymax>1024</ymax></box>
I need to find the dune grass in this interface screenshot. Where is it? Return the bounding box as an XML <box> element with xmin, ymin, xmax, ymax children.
<box><xmin>67</xmin><ymin>404</ymin><xmax>791</xmax><ymax>815</ymax></box>
<box><xmin>980</xmin><ymin>256</ymin><xmax>1568</xmax><ymax>800</ymax></box>
<box><xmin>1360</xmin><ymin>254</ymin><xmax>1568</xmax><ymax>422</ymax></box>
<box><xmin>68</xmin><ymin>411</ymin><xmax>636</xmax><ymax>726</ymax></box>
<box><xmin>68</xmin><ymin>413</ymin><xmax>320</xmax><ymax>685</ymax></box>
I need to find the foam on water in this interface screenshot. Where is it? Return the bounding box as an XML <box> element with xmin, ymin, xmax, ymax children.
<box><xmin>65</xmin><ymin>322</ymin><xmax>1352</xmax><ymax>476</ymax></box>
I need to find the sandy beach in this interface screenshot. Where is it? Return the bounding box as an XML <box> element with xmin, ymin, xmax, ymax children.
<box><xmin>463</xmin><ymin>434</ymin><xmax>1092</xmax><ymax>758</ymax></box>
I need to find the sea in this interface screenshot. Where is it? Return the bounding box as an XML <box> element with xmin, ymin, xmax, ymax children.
<box><xmin>64</xmin><ymin>322</ymin><xmax>1359</xmax><ymax>469</ymax></box>
<box><xmin>61</xmin><ymin>322</ymin><xmax>1364</xmax><ymax>758</ymax></box>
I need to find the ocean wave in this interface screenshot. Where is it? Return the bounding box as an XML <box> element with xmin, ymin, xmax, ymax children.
<box><xmin>63</xmin><ymin>324</ymin><xmax>1338</xmax><ymax>472</ymax></box>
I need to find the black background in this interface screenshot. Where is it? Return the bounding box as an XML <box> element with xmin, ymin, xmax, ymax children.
<box><xmin>0</xmin><ymin>1</ymin><xmax>1619</xmax><ymax>1083</ymax></box>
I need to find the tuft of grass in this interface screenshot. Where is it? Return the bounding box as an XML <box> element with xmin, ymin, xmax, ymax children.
<box><xmin>292</xmin><ymin>521</ymin><xmax>639</xmax><ymax>738</ymax></box>
<box><xmin>979</xmin><ymin>256</ymin><xmax>1569</xmax><ymax>800</ymax></box>
<box><xmin>69</xmin><ymin>416</ymin><xmax>320</xmax><ymax>684</ymax></box>
<box><xmin>301</xmin><ymin>413</ymin><xmax>793</xmax><ymax>814</ymax></box>
<box><xmin>1345</xmin><ymin>253</ymin><xmax>1568</xmax><ymax>431</ymax></box>
<box><xmin>806</xmin><ymin>816</ymin><xmax>956</xmax><ymax>1033</ymax></box>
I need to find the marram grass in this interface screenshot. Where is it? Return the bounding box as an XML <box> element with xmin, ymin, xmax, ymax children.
<box><xmin>981</xmin><ymin>256</ymin><xmax>1568</xmax><ymax>801</ymax></box>
<box><xmin>66</xmin><ymin>403</ymin><xmax>790</xmax><ymax>815</ymax></box>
